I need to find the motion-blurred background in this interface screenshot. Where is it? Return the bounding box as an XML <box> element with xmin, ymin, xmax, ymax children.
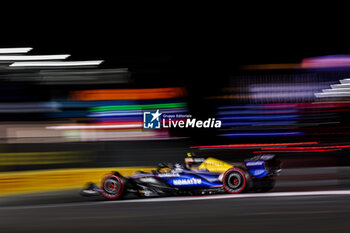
<box><xmin>2</xmin><ymin>15</ymin><xmax>350</xmax><ymax>232</ymax></box>
<box><xmin>2</xmin><ymin>30</ymin><xmax>350</xmax><ymax>194</ymax></box>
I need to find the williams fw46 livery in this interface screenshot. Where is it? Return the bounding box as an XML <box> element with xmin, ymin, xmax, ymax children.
<box><xmin>81</xmin><ymin>154</ymin><xmax>282</xmax><ymax>200</ymax></box>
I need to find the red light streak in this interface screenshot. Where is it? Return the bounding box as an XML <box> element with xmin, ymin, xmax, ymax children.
<box><xmin>261</xmin><ymin>145</ymin><xmax>350</xmax><ymax>150</ymax></box>
<box><xmin>253</xmin><ymin>149</ymin><xmax>342</xmax><ymax>153</ymax></box>
<box><xmin>190</xmin><ymin>142</ymin><xmax>319</xmax><ymax>149</ymax></box>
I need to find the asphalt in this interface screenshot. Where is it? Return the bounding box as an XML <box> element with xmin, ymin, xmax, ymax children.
<box><xmin>1</xmin><ymin>166</ymin><xmax>350</xmax><ymax>233</ymax></box>
<box><xmin>1</xmin><ymin>192</ymin><xmax>350</xmax><ymax>233</ymax></box>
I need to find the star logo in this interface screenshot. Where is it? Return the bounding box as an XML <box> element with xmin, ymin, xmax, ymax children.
<box><xmin>151</xmin><ymin>109</ymin><xmax>162</xmax><ymax>122</ymax></box>
<box><xmin>143</xmin><ymin>109</ymin><xmax>162</xmax><ymax>129</ymax></box>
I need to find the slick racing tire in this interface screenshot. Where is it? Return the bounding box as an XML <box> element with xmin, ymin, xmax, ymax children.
<box><xmin>223</xmin><ymin>168</ymin><xmax>248</xmax><ymax>194</ymax></box>
<box><xmin>101</xmin><ymin>174</ymin><xmax>124</xmax><ymax>199</ymax></box>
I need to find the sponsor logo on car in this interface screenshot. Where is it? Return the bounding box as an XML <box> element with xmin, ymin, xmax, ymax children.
<box><xmin>139</xmin><ymin>177</ymin><xmax>158</xmax><ymax>183</ymax></box>
<box><xmin>251</xmin><ymin>169</ymin><xmax>265</xmax><ymax>176</ymax></box>
<box><xmin>172</xmin><ymin>178</ymin><xmax>202</xmax><ymax>185</ymax></box>
<box><xmin>157</xmin><ymin>173</ymin><xmax>180</xmax><ymax>177</ymax></box>
<box><xmin>245</xmin><ymin>161</ymin><xmax>264</xmax><ymax>166</ymax></box>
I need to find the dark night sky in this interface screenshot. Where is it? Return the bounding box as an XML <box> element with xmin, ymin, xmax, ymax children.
<box><xmin>1</xmin><ymin>14</ymin><xmax>350</xmax><ymax>78</ymax></box>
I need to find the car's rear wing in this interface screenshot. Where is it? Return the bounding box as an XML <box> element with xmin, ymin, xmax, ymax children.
<box><xmin>245</xmin><ymin>154</ymin><xmax>282</xmax><ymax>178</ymax></box>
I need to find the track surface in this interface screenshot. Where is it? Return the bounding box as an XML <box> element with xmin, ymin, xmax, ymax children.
<box><xmin>1</xmin><ymin>190</ymin><xmax>350</xmax><ymax>233</ymax></box>
<box><xmin>1</xmin><ymin>166</ymin><xmax>349</xmax><ymax>232</ymax></box>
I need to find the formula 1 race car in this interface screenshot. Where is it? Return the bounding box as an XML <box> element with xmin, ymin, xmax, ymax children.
<box><xmin>81</xmin><ymin>154</ymin><xmax>281</xmax><ymax>199</ymax></box>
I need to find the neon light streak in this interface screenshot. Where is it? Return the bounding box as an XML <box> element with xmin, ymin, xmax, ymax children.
<box><xmin>0</xmin><ymin>54</ymin><xmax>70</xmax><ymax>61</ymax></box>
<box><xmin>46</xmin><ymin>124</ymin><xmax>142</xmax><ymax>130</ymax></box>
<box><xmin>253</xmin><ymin>149</ymin><xmax>342</xmax><ymax>153</ymax></box>
<box><xmin>91</xmin><ymin>102</ymin><xmax>187</xmax><ymax>111</ymax></box>
<box><xmin>261</xmin><ymin>145</ymin><xmax>350</xmax><ymax>150</ymax></box>
<box><xmin>0</xmin><ymin>47</ymin><xmax>32</xmax><ymax>54</ymax></box>
<box><xmin>190</xmin><ymin>142</ymin><xmax>319</xmax><ymax>149</ymax></box>
<box><xmin>10</xmin><ymin>60</ymin><xmax>103</xmax><ymax>67</ymax></box>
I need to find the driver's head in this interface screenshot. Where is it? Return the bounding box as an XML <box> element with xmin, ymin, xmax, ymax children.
<box><xmin>187</xmin><ymin>152</ymin><xmax>196</xmax><ymax>157</ymax></box>
<box><xmin>185</xmin><ymin>152</ymin><xmax>195</xmax><ymax>166</ymax></box>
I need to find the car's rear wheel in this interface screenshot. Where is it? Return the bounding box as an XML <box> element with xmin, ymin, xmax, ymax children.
<box><xmin>223</xmin><ymin>168</ymin><xmax>247</xmax><ymax>194</ymax></box>
<box><xmin>101</xmin><ymin>174</ymin><xmax>124</xmax><ymax>199</ymax></box>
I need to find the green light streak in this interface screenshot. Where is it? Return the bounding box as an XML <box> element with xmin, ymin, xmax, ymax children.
<box><xmin>90</xmin><ymin>102</ymin><xmax>187</xmax><ymax>111</ymax></box>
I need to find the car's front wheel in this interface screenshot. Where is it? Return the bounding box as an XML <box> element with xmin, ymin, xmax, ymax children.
<box><xmin>101</xmin><ymin>174</ymin><xmax>125</xmax><ymax>199</ymax></box>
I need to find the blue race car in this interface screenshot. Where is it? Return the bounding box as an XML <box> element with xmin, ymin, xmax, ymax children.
<box><xmin>81</xmin><ymin>154</ymin><xmax>281</xmax><ymax>199</ymax></box>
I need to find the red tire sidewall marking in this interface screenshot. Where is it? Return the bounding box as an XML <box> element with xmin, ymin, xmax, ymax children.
<box><xmin>101</xmin><ymin>174</ymin><xmax>124</xmax><ymax>199</ymax></box>
<box><xmin>223</xmin><ymin>168</ymin><xmax>247</xmax><ymax>194</ymax></box>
